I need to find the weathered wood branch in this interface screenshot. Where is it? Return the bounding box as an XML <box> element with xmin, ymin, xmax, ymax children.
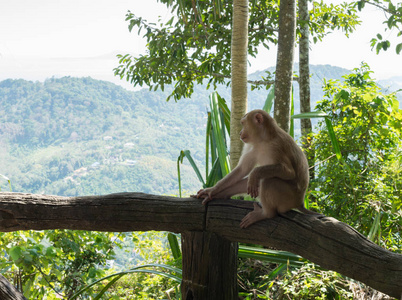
<box><xmin>0</xmin><ymin>192</ymin><xmax>401</xmax><ymax>299</ymax></box>
<box><xmin>0</xmin><ymin>275</ymin><xmax>27</xmax><ymax>300</ymax></box>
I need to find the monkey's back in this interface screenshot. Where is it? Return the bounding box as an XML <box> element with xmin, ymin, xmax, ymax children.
<box><xmin>275</xmin><ymin>127</ymin><xmax>309</xmax><ymax>195</ymax></box>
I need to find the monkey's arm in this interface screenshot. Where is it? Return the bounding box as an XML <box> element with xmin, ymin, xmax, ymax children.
<box><xmin>252</xmin><ymin>163</ymin><xmax>295</xmax><ymax>180</ymax></box>
<box><xmin>194</xmin><ymin>151</ymin><xmax>256</xmax><ymax>203</ymax></box>
<box><xmin>247</xmin><ymin>163</ymin><xmax>295</xmax><ymax>198</ymax></box>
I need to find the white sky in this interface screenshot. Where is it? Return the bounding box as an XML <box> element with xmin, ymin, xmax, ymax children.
<box><xmin>0</xmin><ymin>0</ymin><xmax>401</xmax><ymax>91</ymax></box>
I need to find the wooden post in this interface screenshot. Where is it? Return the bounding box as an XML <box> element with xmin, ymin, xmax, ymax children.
<box><xmin>181</xmin><ymin>232</ymin><xmax>238</xmax><ymax>300</ymax></box>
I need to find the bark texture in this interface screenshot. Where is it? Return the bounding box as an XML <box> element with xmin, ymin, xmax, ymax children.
<box><xmin>298</xmin><ymin>0</ymin><xmax>315</xmax><ymax>178</ymax></box>
<box><xmin>181</xmin><ymin>232</ymin><xmax>238</xmax><ymax>300</ymax></box>
<box><xmin>0</xmin><ymin>192</ymin><xmax>401</xmax><ymax>299</ymax></box>
<box><xmin>274</xmin><ymin>0</ymin><xmax>296</xmax><ymax>132</ymax></box>
<box><xmin>230</xmin><ymin>0</ymin><xmax>248</xmax><ymax>168</ymax></box>
<box><xmin>0</xmin><ymin>275</ymin><xmax>27</xmax><ymax>300</ymax></box>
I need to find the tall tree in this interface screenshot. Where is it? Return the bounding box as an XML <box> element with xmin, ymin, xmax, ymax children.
<box><xmin>274</xmin><ymin>0</ymin><xmax>296</xmax><ymax>132</ymax></box>
<box><xmin>230</xmin><ymin>0</ymin><xmax>248</xmax><ymax>168</ymax></box>
<box><xmin>115</xmin><ymin>1</ymin><xmax>359</xmax><ymax>101</ymax></box>
<box><xmin>298</xmin><ymin>0</ymin><xmax>314</xmax><ymax>174</ymax></box>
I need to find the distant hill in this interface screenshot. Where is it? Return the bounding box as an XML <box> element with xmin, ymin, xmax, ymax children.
<box><xmin>1</xmin><ymin>64</ymin><xmax>397</xmax><ymax>197</ymax></box>
<box><xmin>0</xmin><ymin>77</ymin><xmax>208</xmax><ymax>196</ymax></box>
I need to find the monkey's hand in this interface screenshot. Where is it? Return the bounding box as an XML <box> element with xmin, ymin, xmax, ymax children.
<box><xmin>247</xmin><ymin>170</ymin><xmax>260</xmax><ymax>198</ymax></box>
<box><xmin>191</xmin><ymin>187</ymin><xmax>216</xmax><ymax>205</ymax></box>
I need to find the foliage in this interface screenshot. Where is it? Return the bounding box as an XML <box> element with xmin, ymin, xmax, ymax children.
<box><xmin>308</xmin><ymin>63</ymin><xmax>402</xmax><ymax>250</ymax></box>
<box><xmin>309</xmin><ymin>1</ymin><xmax>361</xmax><ymax>43</ymax></box>
<box><xmin>238</xmin><ymin>258</ymin><xmax>286</xmax><ymax>299</ymax></box>
<box><xmin>238</xmin><ymin>259</ymin><xmax>356</xmax><ymax>299</ymax></box>
<box><xmin>71</xmin><ymin>264</ymin><xmax>181</xmax><ymax>300</ymax></box>
<box><xmin>177</xmin><ymin>92</ymin><xmax>230</xmax><ymax>197</ymax></box>
<box><xmin>0</xmin><ymin>230</ymin><xmax>120</xmax><ymax>299</ymax></box>
<box><xmin>0</xmin><ymin>229</ymin><xmax>182</xmax><ymax>299</ymax></box>
<box><xmin>273</xmin><ymin>264</ymin><xmax>353</xmax><ymax>300</ymax></box>
<box><xmin>114</xmin><ymin>1</ymin><xmax>359</xmax><ymax>100</ymax></box>
<box><xmin>357</xmin><ymin>0</ymin><xmax>402</xmax><ymax>54</ymax></box>
<box><xmin>96</xmin><ymin>231</ymin><xmax>181</xmax><ymax>300</ymax></box>
<box><xmin>238</xmin><ymin>260</ymin><xmax>395</xmax><ymax>299</ymax></box>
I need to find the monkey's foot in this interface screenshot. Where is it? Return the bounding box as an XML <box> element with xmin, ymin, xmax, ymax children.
<box><xmin>240</xmin><ymin>202</ymin><xmax>269</xmax><ymax>228</ymax></box>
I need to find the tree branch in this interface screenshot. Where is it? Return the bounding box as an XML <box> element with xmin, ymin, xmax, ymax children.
<box><xmin>362</xmin><ymin>0</ymin><xmax>402</xmax><ymax>17</ymax></box>
<box><xmin>0</xmin><ymin>275</ymin><xmax>27</xmax><ymax>300</ymax></box>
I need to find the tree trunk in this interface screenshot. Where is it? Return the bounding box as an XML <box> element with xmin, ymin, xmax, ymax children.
<box><xmin>274</xmin><ymin>0</ymin><xmax>296</xmax><ymax>132</ymax></box>
<box><xmin>298</xmin><ymin>0</ymin><xmax>315</xmax><ymax>179</ymax></box>
<box><xmin>230</xmin><ymin>0</ymin><xmax>248</xmax><ymax>168</ymax></box>
<box><xmin>181</xmin><ymin>232</ymin><xmax>238</xmax><ymax>300</ymax></box>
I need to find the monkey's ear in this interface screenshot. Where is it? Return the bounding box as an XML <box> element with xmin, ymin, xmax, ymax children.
<box><xmin>254</xmin><ymin>113</ymin><xmax>264</xmax><ymax>124</ymax></box>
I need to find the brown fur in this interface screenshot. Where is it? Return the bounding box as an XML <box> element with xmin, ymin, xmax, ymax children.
<box><xmin>193</xmin><ymin>109</ymin><xmax>314</xmax><ymax>228</ymax></box>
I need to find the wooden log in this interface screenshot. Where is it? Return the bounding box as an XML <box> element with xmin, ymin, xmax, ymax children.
<box><xmin>0</xmin><ymin>192</ymin><xmax>401</xmax><ymax>298</ymax></box>
<box><xmin>0</xmin><ymin>192</ymin><xmax>204</xmax><ymax>232</ymax></box>
<box><xmin>0</xmin><ymin>275</ymin><xmax>27</xmax><ymax>300</ymax></box>
<box><xmin>181</xmin><ymin>232</ymin><xmax>238</xmax><ymax>300</ymax></box>
<box><xmin>206</xmin><ymin>199</ymin><xmax>402</xmax><ymax>300</ymax></box>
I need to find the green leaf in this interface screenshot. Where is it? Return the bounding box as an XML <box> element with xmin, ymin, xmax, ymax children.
<box><xmin>9</xmin><ymin>246</ymin><xmax>23</xmax><ymax>261</ymax></box>
<box><xmin>210</xmin><ymin>92</ymin><xmax>230</xmax><ymax>177</ymax></box>
<box><xmin>167</xmin><ymin>233</ymin><xmax>181</xmax><ymax>259</ymax></box>
<box><xmin>396</xmin><ymin>43</ymin><xmax>402</xmax><ymax>54</ymax></box>
<box><xmin>267</xmin><ymin>263</ymin><xmax>287</xmax><ymax>280</ymax></box>
<box><xmin>289</xmin><ymin>85</ymin><xmax>295</xmax><ymax>138</ymax></box>
<box><xmin>182</xmin><ymin>150</ymin><xmax>205</xmax><ymax>185</ymax></box>
<box><xmin>367</xmin><ymin>211</ymin><xmax>381</xmax><ymax>242</ymax></box>
<box><xmin>177</xmin><ymin>150</ymin><xmax>205</xmax><ymax>197</ymax></box>
<box><xmin>263</xmin><ymin>85</ymin><xmax>275</xmax><ymax>114</ymax></box>
<box><xmin>292</xmin><ymin>111</ymin><xmax>329</xmax><ymax>119</ymax></box>
<box><xmin>238</xmin><ymin>246</ymin><xmax>307</xmax><ymax>267</ymax></box>
<box><xmin>0</xmin><ymin>173</ymin><xmax>12</xmax><ymax>191</ymax></box>
<box><xmin>23</xmin><ymin>278</ymin><xmax>34</xmax><ymax>299</ymax></box>
<box><xmin>216</xmin><ymin>93</ymin><xmax>231</xmax><ymax>136</ymax></box>
<box><xmin>94</xmin><ymin>274</ymin><xmax>125</xmax><ymax>300</ymax></box>
<box><xmin>205</xmin><ymin>112</ymin><xmax>212</xmax><ymax>181</ymax></box>
<box><xmin>206</xmin><ymin>158</ymin><xmax>223</xmax><ymax>187</ymax></box>
<box><xmin>325</xmin><ymin>117</ymin><xmax>342</xmax><ymax>160</ymax></box>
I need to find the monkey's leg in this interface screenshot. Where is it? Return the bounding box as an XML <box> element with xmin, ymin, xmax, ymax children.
<box><xmin>213</xmin><ymin>178</ymin><xmax>248</xmax><ymax>199</ymax></box>
<box><xmin>240</xmin><ymin>202</ymin><xmax>277</xmax><ymax>228</ymax></box>
<box><xmin>272</xmin><ymin>180</ymin><xmax>301</xmax><ymax>214</ymax></box>
<box><xmin>240</xmin><ymin>178</ymin><xmax>299</xmax><ymax>228</ymax></box>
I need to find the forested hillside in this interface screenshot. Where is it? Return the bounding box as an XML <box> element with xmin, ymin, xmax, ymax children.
<box><xmin>1</xmin><ymin>64</ymin><xmax>397</xmax><ymax>197</ymax></box>
<box><xmin>0</xmin><ymin>77</ymin><xmax>208</xmax><ymax>196</ymax></box>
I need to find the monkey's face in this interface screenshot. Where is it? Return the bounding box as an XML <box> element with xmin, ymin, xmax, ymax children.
<box><xmin>239</xmin><ymin>127</ymin><xmax>248</xmax><ymax>143</ymax></box>
<box><xmin>239</xmin><ymin>115</ymin><xmax>254</xmax><ymax>144</ymax></box>
<box><xmin>240</xmin><ymin>111</ymin><xmax>268</xmax><ymax>144</ymax></box>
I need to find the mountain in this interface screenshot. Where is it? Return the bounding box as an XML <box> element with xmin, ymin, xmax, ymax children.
<box><xmin>378</xmin><ymin>76</ymin><xmax>402</xmax><ymax>106</ymax></box>
<box><xmin>0</xmin><ymin>77</ymin><xmax>208</xmax><ymax>196</ymax></box>
<box><xmin>1</xmin><ymin>65</ymin><xmax>395</xmax><ymax>197</ymax></box>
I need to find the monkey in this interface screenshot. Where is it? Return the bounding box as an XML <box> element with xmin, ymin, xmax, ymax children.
<box><xmin>193</xmin><ymin>109</ymin><xmax>318</xmax><ymax>228</ymax></box>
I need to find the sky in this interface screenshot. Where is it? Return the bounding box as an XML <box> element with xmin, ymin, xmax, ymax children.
<box><xmin>0</xmin><ymin>0</ymin><xmax>401</xmax><ymax>92</ymax></box>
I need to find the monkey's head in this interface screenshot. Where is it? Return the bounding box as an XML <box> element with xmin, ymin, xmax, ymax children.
<box><xmin>240</xmin><ymin>109</ymin><xmax>273</xmax><ymax>144</ymax></box>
